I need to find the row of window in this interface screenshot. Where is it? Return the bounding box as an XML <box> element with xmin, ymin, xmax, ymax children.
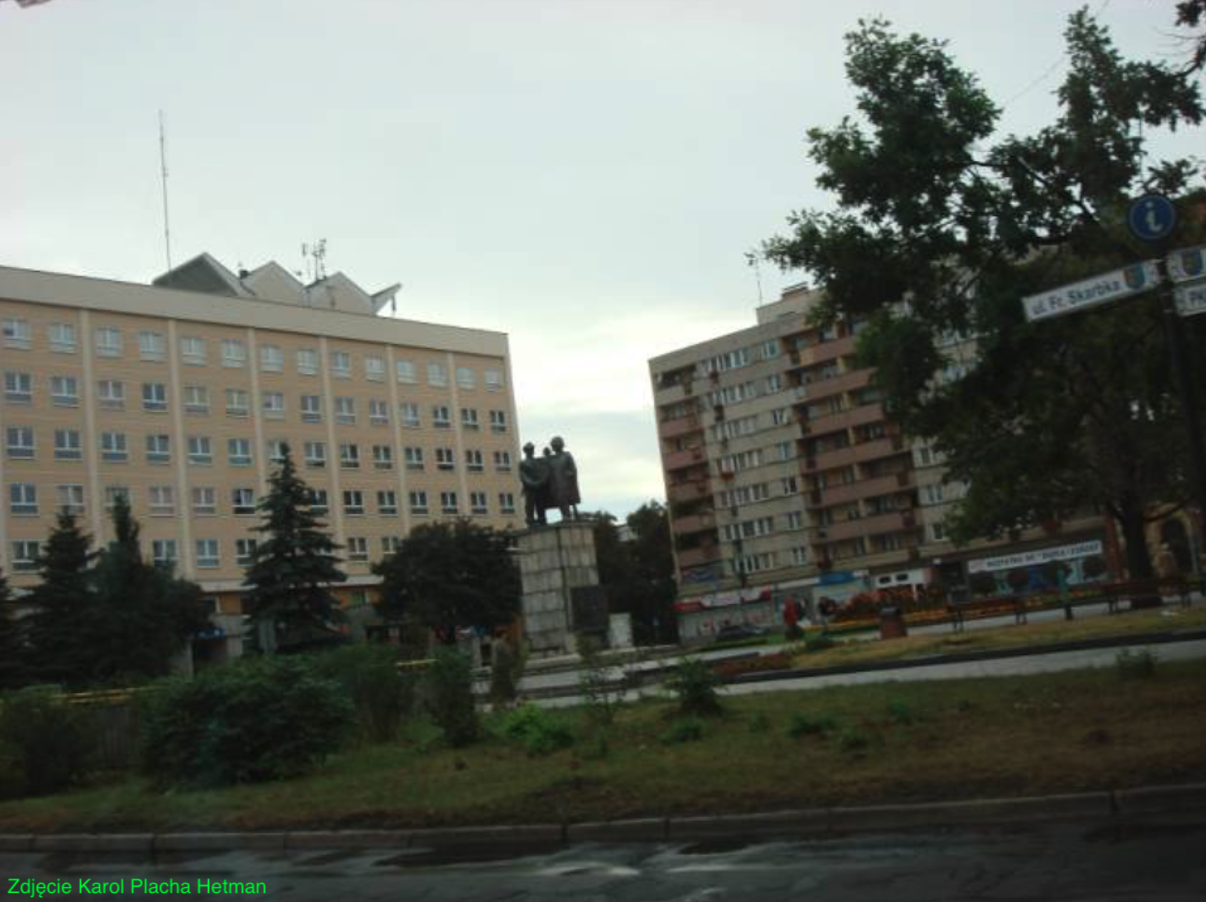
<box><xmin>2</xmin><ymin>373</ymin><xmax>509</xmax><ymax>431</ymax></box>
<box><xmin>4</xmin><ymin>427</ymin><xmax>514</xmax><ymax>472</ymax></box>
<box><xmin>6</xmin><ymin>481</ymin><xmax>516</xmax><ymax>521</ymax></box>
<box><xmin>0</xmin><ymin>319</ymin><xmax>505</xmax><ymax>390</ymax></box>
<box><xmin>725</xmin><ymin>546</ymin><xmax>809</xmax><ymax>577</ymax></box>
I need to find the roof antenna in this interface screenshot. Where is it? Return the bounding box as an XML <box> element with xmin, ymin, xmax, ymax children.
<box><xmin>745</xmin><ymin>250</ymin><xmax>765</xmax><ymax>306</ymax></box>
<box><xmin>158</xmin><ymin>110</ymin><xmax>173</xmax><ymax>272</ymax></box>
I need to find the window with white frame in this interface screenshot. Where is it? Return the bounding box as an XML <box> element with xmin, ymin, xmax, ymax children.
<box><xmin>309</xmin><ymin>488</ymin><xmax>329</xmax><ymax>514</ymax></box>
<box><xmin>225</xmin><ymin>388</ymin><xmax>249</xmax><ymax>417</ymax></box>
<box><xmin>770</xmin><ymin>407</ymin><xmax>790</xmax><ymax>426</ymax></box>
<box><xmin>267</xmin><ymin>440</ymin><xmax>287</xmax><ymax>464</ymax></box>
<box><xmin>377</xmin><ymin>490</ymin><xmax>398</xmax><ymax>516</ymax></box>
<box><xmin>11</xmin><ymin>540</ymin><xmax>40</xmax><ymax>571</ymax></box>
<box><xmin>149</xmin><ymin>484</ymin><xmax>175</xmax><ymax>515</ymax></box>
<box><xmin>381</xmin><ymin>535</ymin><xmax>401</xmax><ymax>555</ymax></box>
<box><xmin>786</xmin><ymin>510</ymin><xmax>804</xmax><ymax>530</ymax></box>
<box><xmin>139</xmin><ymin>330</ymin><xmax>166</xmax><ymax>361</ymax></box>
<box><xmin>97</xmin><ymin>379</ymin><xmax>125</xmax><ymax>409</ymax></box>
<box><xmin>761</xmin><ymin>339</ymin><xmax>781</xmax><ymax>360</ymax></box>
<box><xmin>484</xmin><ymin>368</ymin><xmax>503</xmax><ymax>391</ymax></box>
<box><xmin>455</xmin><ymin>366</ymin><xmax>475</xmax><ymax>389</ymax></box>
<box><xmin>432</xmin><ymin>405</ymin><xmax>451</xmax><ymax>428</ymax></box>
<box><xmin>499</xmin><ymin>492</ymin><xmax>516</xmax><ymax>514</ymax></box>
<box><xmin>300</xmin><ymin>394</ymin><xmax>323</xmax><ymax>423</ymax></box>
<box><xmin>343</xmin><ymin>489</ymin><xmax>364</xmax><ymax>515</ymax></box>
<box><xmin>103</xmin><ymin>485</ymin><xmax>131</xmax><ymax>510</ymax></box>
<box><xmin>465</xmin><ymin>449</ymin><xmax>484</xmax><ymax>472</ymax></box>
<box><xmin>142</xmin><ymin>382</ymin><xmax>168</xmax><ymax>412</ymax></box>
<box><xmin>334</xmin><ymin>396</ymin><xmax>355</xmax><ymax>424</ymax></box>
<box><xmin>435</xmin><ymin>447</ymin><xmax>455</xmax><ymax>471</ymax></box>
<box><xmin>304</xmin><ymin>441</ymin><xmax>327</xmax><ymax>468</ymax></box>
<box><xmin>409</xmin><ymin>490</ymin><xmax>428</xmax><ymax>515</ymax></box>
<box><xmin>180</xmin><ymin>336</ymin><xmax>207</xmax><ymax>365</ymax></box>
<box><xmin>259</xmin><ymin>344</ymin><xmax>284</xmax><ymax>372</ymax></box>
<box><xmin>6</xmin><ymin>426</ymin><xmax>35</xmax><ymax>459</ymax></box>
<box><xmin>192</xmin><ymin>486</ymin><xmax>217</xmax><ymax>515</ymax></box>
<box><xmin>489</xmin><ymin>410</ymin><xmax>507</xmax><ymax>432</ymax></box>
<box><xmin>49</xmin><ymin>322</ymin><xmax>76</xmax><ymax>353</ymax></box>
<box><xmin>493</xmin><ymin>450</ymin><xmax>512</xmax><ymax>471</ymax></box>
<box><xmin>4</xmin><ymin>371</ymin><xmax>32</xmax><ymax>403</ymax></box>
<box><xmin>3</xmin><ymin>318</ymin><xmax>32</xmax><ymax>349</ymax></box>
<box><xmin>781</xmin><ymin>476</ymin><xmax>799</xmax><ymax>495</ymax></box>
<box><xmin>372</xmin><ymin>445</ymin><xmax>393</xmax><ymax>469</ymax></box>
<box><xmin>404</xmin><ymin>446</ymin><xmax>424</xmax><ymax>470</ymax></box>
<box><xmin>439</xmin><ymin>491</ymin><xmax>458</xmax><ymax>514</ymax></box>
<box><xmin>100</xmin><ymin>431</ymin><xmax>127</xmax><ymax>462</ymax></box>
<box><xmin>427</xmin><ymin>361</ymin><xmax>448</xmax><ymax>386</ymax></box>
<box><xmin>369</xmin><ymin>398</ymin><xmax>389</xmax><ymax>426</ymax></box>
<box><xmin>228</xmin><ymin>437</ymin><xmax>252</xmax><ymax>466</ymax></box>
<box><xmin>296</xmin><ymin>347</ymin><xmax>319</xmax><ymax>375</ymax></box>
<box><xmin>221</xmin><ymin>338</ymin><xmax>247</xmax><ymax>367</ymax></box>
<box><xmin>460</xmin><ymin>408</ymin><xmax>479</xmax><ymax>430</ymax></box>
<box><xmin>55</xmin><ymin>429</ymin><xmax>83</xmax><ymax>461</ymax></box>
<box><xmin>765</xmin><ymin>373</ymin><xmax>783</xmax><ymax>394</ymax></box>
<box><xmin>930</xmin><ymin>521</ymin><xmax>947</xmax><ymax>541</ymax></box>
<box><xmin>346</xmin><ymin>536</ymin><xmax>369</xmax><ymax>562</ymax></box>
<box><xmin>232</xmin><ymin>487</ymin><xmax>256</xmax><ymax>515</ymax></box>
<box><xmin>195</xmin><ymin>539</ymin><xmax>220</xmax><ymax>568</ymax></box>
<box><xmin>187</xmin><ymin>435</ymin><xmax>213</xmax><ymax>465</ymax></box>
<box><xmin>330</xmin><ymin>350</ymin><xmax>351</xmax><ymax>378</ymax></box>
<box><xmin>400</xmin><ymin>402</ymin><xmax>420</xmax><ymax>427</ymax></box>
<box><xmin>95</xmin><ymin>327</ymin><xmax>122</xmax><ymax>357</ymax></box>
<box><xmin>395</xmin><ymin>359</ymin><xmax>417</xmax><ymax>384</ymax></box>
<box><xmin>235</xmin><ymin>538</ymin><xmax>259</xmax><ymax>565</ymax></box>
<box><xmin>262</xmin><ymin>391</ymin><xmax>285</xmax><ymax>419</ymax></box>
<box><xmin>152</xmin><ymin>539</ymin><xmax>178</xmax><ymax>567</ymax></box>
<box><xmin>364</xmin><ymin>356</ymin><xmax>385</xmax><ymax>382</ymax></box>
<box><xmin>183</xmin><ymin>384</ymin><xmax>210</xmax><ymax>414</ymax></box>
<box><xmin>145</xmin><ymin>434</ymin><xmax>170</xmax><ymax>464</ymax></box>
<box><xmin>340</xmin><ymin>443</ymin><xmax>360</xmax><ymax>469</ymax></box>
<box><xmin>470</xmin><ymin>491</ymin><xmax>488</xmax><ymax>514</ymax></box>
<box><xmin>922</xmin><ymin>483</ymin><xmax>944</xmax><ymax>505</ymax></box>
<box><xmin>9</xmin><ymin>483</ymin><xmax>37</xmax><ymax>515</ymax></box>
<box><xmin>790</xmin><ymin>546</ymin><xmax>808</xmax><ymax>566</ymax></box>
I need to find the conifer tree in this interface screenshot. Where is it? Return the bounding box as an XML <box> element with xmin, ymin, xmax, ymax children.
<box><xmin>0</xmin><ymin>566</ymin><xmax>24</xmax><ymax>689</ymax></box>
<box><xmin>23</xmin><ymin>511</ymin><xmax>95</xmax><ymax>685</ymax></box>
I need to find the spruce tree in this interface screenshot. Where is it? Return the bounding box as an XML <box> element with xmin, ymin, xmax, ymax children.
<box><xmin>244</xmin><ymin>444</ymin><xmax>347</xmax><ymax>652</ymax></box>
<box><xmin>23</xmin><ymin>511</ymin><xmax>95</xmax><ymax>685</ymax></box>
<box><xmin>0</xmin><ymin>566</ymin><xmax>25</xmax><ymax>689</ymax></box>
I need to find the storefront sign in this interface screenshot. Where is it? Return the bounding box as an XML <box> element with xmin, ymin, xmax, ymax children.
<box><xmin>967</xmin><ymin>540</ymin><xmax>1103</xmax><ymax>574</ymax></box>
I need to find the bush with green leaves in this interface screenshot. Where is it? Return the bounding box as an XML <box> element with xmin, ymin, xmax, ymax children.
<box><xmin>140</xmin><ymin>656</ymin><xmax>353</xmax><ymax>786</ymax></box>
<box><xmin>578</xmin><ymin>636</ymin><xmax>626</xmax><ymax>725</ymax></box>
<box><xmin>839</xmin><ymin>727</ymin><xmax>872</xmax><ymax>753</ymax></box>
<box><xmin>312</xmin><ymin>645</ymin><xmax>412</xmax><ymax>743</ymax></box>
<box><xmin>0</xmin><ymin>686</ymin><xmax>92</xmax><ymax>796</ymax></box>
<box><xmin>787</xmin><ymin>712</ymin><xmax>837</xmax><ymax>739</ymax></box>
<box><xmin>1116</xmin><ymin>648</ymin><xmax>1158</xmax><ymax>680</ymax></box>
<box><xmin>422</xmin><ymin>648</ymin><xmax>479</xmax><ymax>747</ymax></box>
<box><xmin>488</xmin><ymin>638</ymin><xmax>526</xmax><ymax>710</ymax></box>
<box><xmin>887</xmin><ymin>699</ymin><xmax>917</xmax><ymax>725</ymax></box>
<box><xmin>497</xmin><ymin>703</ymin><xmax>574</xmax><ymax>756</ymax></box>
<box><xmin>803</xmin><ymin>631</ymin><xmax>836</xmax><ymax>653</ymax></box>
<box><xmin>667</xmin><ymin>658</ymin><xmax>723</xmax><ymax>716</ymax></box>
<box><xmin>660</xmin><ymin>716</ymin><xmax>704</xmax><ymax>745</ymax></box>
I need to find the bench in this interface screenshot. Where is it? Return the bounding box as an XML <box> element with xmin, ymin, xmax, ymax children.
<box><xmin>947</xmin><ymin>595</ymin><xmax>1029</xmax><ymax>632</ymax></box>
<box><xmin>1102</xmin><ymin>577</ymin><xmax>1192</xmax><ymax>611</ymax></box>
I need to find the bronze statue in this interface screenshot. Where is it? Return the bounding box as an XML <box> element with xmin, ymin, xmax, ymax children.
<box><xmin>520</xmin><ymin>442</ymin><xmax>550</xmax><ymax>526</ymax></box>
<box><xmin>547</xmin><ymin>436</ymin><xmax>580</xmax><ymax>521</ymax></box>
<box><xmin>519</xmin><ymin>436</ymin><xmax>580</xmax><ymax>526</ymax></box>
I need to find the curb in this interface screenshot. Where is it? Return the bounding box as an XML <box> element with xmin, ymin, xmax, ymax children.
<box><xmin>5</xmin><ymin>784</ymin><xmax>1204</xmax><ymax>854</ymax></box>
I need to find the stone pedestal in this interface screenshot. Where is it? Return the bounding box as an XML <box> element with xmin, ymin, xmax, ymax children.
<box><xmin>517</xmin><ymin>521</ymin><xmax>600</xmax><ymax>656</ymax></box>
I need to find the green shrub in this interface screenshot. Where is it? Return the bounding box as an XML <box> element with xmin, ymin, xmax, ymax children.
<box><xmin>803</xmin><ymin>632</ymin><xmax>836</xmax><ymax>653</ymax></box>
<box><xmin>0</xmin><ymin>686</ymin><xmax>91</xmax><ymax>796</ymax></box>
<box><xmin>1116</xmin><ymin>648</ymin><xmax>1158</xmax><ymax>680</ymax></box>
<box><xmin>312</xmin><ymin>645</ymin><xmax>412</xmax><ymax>743</ymax></box>
<box><xmin>140</xmin><ymin>656</ymin><xmax>353</xmax><ymax>787</ymax></box>
<box><xmin>660</xmin><ymin>716</ymin><xmax>704</xmax><ymax>745</ymax></box>
<box><xmin>578</xmin><ymin>636</ymin><xmax>626</xmax><ymax>725</ymax></box>
<box><xmin>787</xmin><ymin>711</ymin><xmax>837</xmax><ymax>738</ymax></box>
<box><xmin>667</xmin><ymin>658</ymin><xmax>723</xmax><ymax>716</ymax></box>
<box><xmin>748</xmin><ymin>712</ymin><xmax>771</xmax><ymax>734</ymax></box>
<box><xmin>497</xmin><ymin>704</ymin><xmax>574</xmax><ymax>756</ymax></box>
<box><xmin>887</xmin><ymin>699</ymin><xmax>917</xmax><ymax>725</ymax></box>
<box><xmin>488</xmin><ymin>639</ymin><xmax>526</xmax><ymax>710</ymax></box>
<box><xmin>423</xmin><ymin>649</ymin><xmax>479</xmax><ymax>747</ymax></box>
<box><xmin>838</xmin><ymin>727</ymin><xmax>871</xmax><ymax>753</ymax></box>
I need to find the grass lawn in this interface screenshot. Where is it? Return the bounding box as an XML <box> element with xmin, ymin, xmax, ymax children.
<box><xmin>2</xmin><ymin>655</ymin><xmax>1204</xmax><ymax>833</ymax></box>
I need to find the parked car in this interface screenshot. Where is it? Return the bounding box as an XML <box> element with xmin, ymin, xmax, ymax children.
<box><xmin>714</xmin><ymin>623</ymin><xmax>768</xmax><ymax>642</ymax></box>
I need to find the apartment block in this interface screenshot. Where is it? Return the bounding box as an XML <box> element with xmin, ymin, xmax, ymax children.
<box><xmin>650</xmin><ymin>285</ymin><xmax>1109</xmax><ymax>640</ymax></box>
<box><xmin>0</xmin><ymin>254</ymin><xmax>523</xmax><ymax>644</ymax></box>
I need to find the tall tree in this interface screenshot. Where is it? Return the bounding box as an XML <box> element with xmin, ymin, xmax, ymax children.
<box><xmin>591</xmin><ymin>505</ymin><xmax>679</xmax><ymax>645</ymax></box>
<box><xmin>762</xmin><ymin>11</ymin><xmax>1205</xmax><ymax>580</ymax></box>
<box><xmin>373</xmin><ymin>520</ymin><xmax>520</xmax><ymax>642</ymax></box>
<box><xmin>88</xmin><ymin>496</ymin><xmax>210</xmax><ymax>681</ymax></box>
<box><xmin>1174</xmin><ymin>0</ymin><xmax>1206</xmax><ymax>71</ymax></box>
<box><xmin>243</xmin><ymin>445</ymin><xmax>347</xmax><ymax>652</ymax></box>
<box><xmin>0</xmin><ymin>567</ymin><xmax>24</xmax><ymax>689</ymax></box>
<box><xmin>22</xmin><ymin>511</ymin><xmax>95</xmax><ymax>685</ymax></box>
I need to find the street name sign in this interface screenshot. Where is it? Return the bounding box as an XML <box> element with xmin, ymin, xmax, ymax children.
<box><xmin>1167</xmin><ymin>244</ymin><xmax>1206</xmax><ymax>283</ymax></box>
<box><xmin>1175</xmin><ymin>281</ymin><xmax>1206</xmax><ymax>318</ymax></box>
<box><xmin>1022</xmin><ymin>261</ymin><xmax>1162</xmax><ymax>323</ymax></box>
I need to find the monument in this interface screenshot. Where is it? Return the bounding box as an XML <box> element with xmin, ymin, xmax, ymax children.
<box><xmin>515</xmin><ymin>435</ymin><xmax>602</xmax><ymax>655</ymax></box>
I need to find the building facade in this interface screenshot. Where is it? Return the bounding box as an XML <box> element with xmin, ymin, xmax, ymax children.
<box><xmin>1</xmin><ymin>254</ymin><xmax>523</xmax><ymax>653</ymax></box>
<box><xmin>649</xmin><ymin>285</ymin><xmax>1110</xmax><ymax>641</ymax></box>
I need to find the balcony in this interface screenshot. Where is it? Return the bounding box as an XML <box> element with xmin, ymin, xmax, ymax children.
<box><xmin>806</xmin><ymin>471</ymin><xmax>914</xmax><ymax>509</ymax></box>
<box><xmin>816</xmin><ymin>509</ymin><xmax>919</xmax><ymax>543</ymax></box>
<box><xmin>677</xmin><ymin>543</ymin><xmax>723</xmax><ymax>568</ymax></box>
<box><xmin>663</xmin><ymin>446</ymin><xmax>707</xmax><ymax>472</ymax></box>
<box><xmin>806</xmin><ymin>434</ymin><xmax>907</xmax><ymax>473</ymax></box>
<box><xmin>659</xmin><ymin>413</ymin><xmax>703</xmax><ymax>440</ymax></box>
<box><xmin>801</xmin><ymin>368</ymin><xmax>872</xmax><ymax>401</ymax></box>
<box><xmin>668</xmin><ymin>479</ymin><xmax>712</xmax><ymax>504</ymax></box>
<box><xmin>784</xmin><ymin>334</ymin><xmax>857</xmax><ymax>368</ymax></box>
<box><xmin>799</xmin><ymin>402</ymin><xmax>884</xmax><ymax>439</ymax></box>
<box><xmin>673</xmin><ymin>510</ymin><xmax>717</xmax><ymax>535</ymax></box>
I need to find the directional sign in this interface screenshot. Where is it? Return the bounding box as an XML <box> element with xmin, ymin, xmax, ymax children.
<box><xmin>1175</xmin><ymin>281</ymin><xmax>1206</xmax><ymax>318</ymax></box>
<box><xmin>1128</xmin><ymin>194</ymin><xmax>1177</xmax><ymax>242</ymax></box>
<box><xmin>1022</xmin><ymin>261</ymin><xmax>1162</xmax><ymax>322</ymax></box>
<box><xmin>1167</xmin><ymin>244</ymin><xmax>1206</xmax><ymax>284</ymax></box>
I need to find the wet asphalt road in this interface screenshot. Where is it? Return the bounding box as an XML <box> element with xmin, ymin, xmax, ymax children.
<box><xmin>4</xmin><ymin>811</ymin><xmax>1205</xmax><ymax>901</ymax></box>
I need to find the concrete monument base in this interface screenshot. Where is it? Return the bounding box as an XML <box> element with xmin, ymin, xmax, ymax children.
<box><xmin>516</xmin><ymin>521</ymin><xmax>600</xmax><ymax>656</ymax></box>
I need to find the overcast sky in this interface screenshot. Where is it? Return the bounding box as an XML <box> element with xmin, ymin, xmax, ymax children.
<box><xmin>2</xmin><ymin>0</ymin><xmax>1201</xmax><ymax>517</ymax></box>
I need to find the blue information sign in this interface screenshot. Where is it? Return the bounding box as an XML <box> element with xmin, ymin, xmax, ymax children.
<box><xmin>1128</xmin><ymin>194</ymin><xmax>1177</xmax><ymax>242</ymax></box>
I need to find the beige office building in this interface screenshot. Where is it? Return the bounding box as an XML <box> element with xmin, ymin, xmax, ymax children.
<box><xmin>1</xmin><ymin>254</ymin><xmax>522</xmax><ymax>651</ymax></box>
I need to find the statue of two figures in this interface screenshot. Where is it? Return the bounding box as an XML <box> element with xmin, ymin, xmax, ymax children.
<box><xmin>520</xmin><ymin>436</ymin><xmax>580</xmax><ymax>526</ymax></box>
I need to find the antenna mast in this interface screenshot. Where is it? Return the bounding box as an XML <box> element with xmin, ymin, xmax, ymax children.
<box><xmin>158</xmin><ymin>110</ymin><xmax>173</xmax><ymax>272</ymax></box>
